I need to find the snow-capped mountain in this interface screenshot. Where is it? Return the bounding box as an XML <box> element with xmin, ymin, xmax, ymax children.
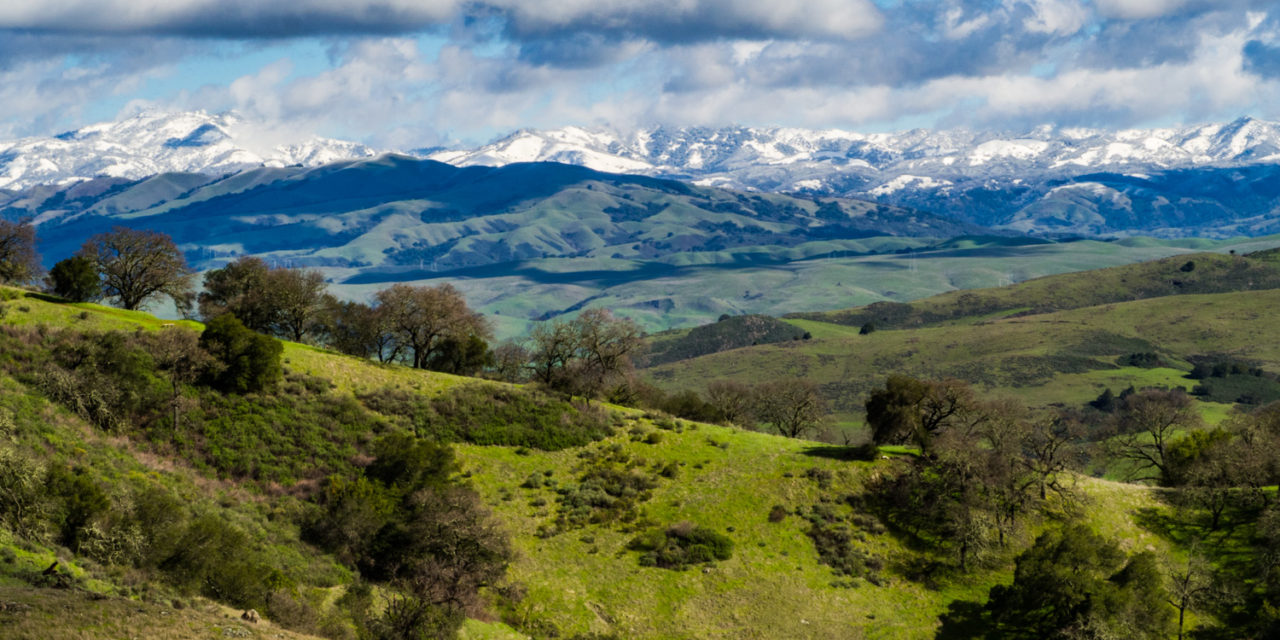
<box><xmin>430</xmin><ymin>118</ymin><xmax>1280</xmax><ymax>188</ymax></box>
<box><xmin>0</xmin><ymin>111</ymin><xmax>378</xmax><ymax>191</ymax></box>
<box><xmin>426</xmin><ymin>117</ymin><xmax>1280</xmax><ymax>236</ymax></box>
<box><xmin>6</xmin><ymin>111</ymin><xmax>1280</xmax><ymax>236</ymax></box>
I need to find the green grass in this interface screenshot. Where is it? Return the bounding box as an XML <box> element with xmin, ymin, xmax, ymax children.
<box><xmin>338</xmin><ymin>235</ymin><xmax>1280</xmax><ymax>340</ymax></box>
<box><xmin>648</xmin><ymin>289</ymin><xmax>1280</xmax><ymax>421</ymax></box>
<box><xmin>455</xmin><ymin>418</ymin><xmax>1179</xmax><ymax>639</ymax></box>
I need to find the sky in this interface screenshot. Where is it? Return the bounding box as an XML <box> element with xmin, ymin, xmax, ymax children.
<box><xmin>1</xmin><ymin>0</ymin><xmax>1279</xmax><ymax>147</ymax></box>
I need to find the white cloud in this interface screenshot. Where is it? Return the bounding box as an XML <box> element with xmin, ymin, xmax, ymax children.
<box><xmin>1093</xmin><ymin>0</ymin><xmax>1195</xmax><ymax>20</ymax></box>
<box><xmin>1020</xmin><ymin>0</ymin><xmax>1089</xmax><ymax>35</ymax></box>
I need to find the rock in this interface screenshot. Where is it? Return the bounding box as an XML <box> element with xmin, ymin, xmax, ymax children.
<box><xmin>241</xmin><ymin>609</ymin><xmax>260</xmax><ymax>623</ymax></box>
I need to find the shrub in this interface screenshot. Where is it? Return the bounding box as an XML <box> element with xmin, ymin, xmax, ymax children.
<box><xmin>768</xmin><ymin>505</ymin><xmax>788</xmax><ymax>523</ymax></box>
<box><xmin>48</xmin><ymin>256</ymin><xmax>101</xmax><ymax>302</ymax></box>
<box><xmin>628</xmin><ymin>522</ymin><xmax>733</xmax><ymax>570</ymax></box>
<box><xmin>200</xmin><ymin>314</ymin><xmax>283</xmax><ymax>394</ymax></box>
<box><xmin>555</xmin><ymin>459</ymin><xmax>660</xmax><ymax>529</ymax></box>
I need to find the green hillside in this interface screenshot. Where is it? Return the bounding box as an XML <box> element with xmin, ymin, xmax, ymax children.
<box><xmin>1</xmin><ymin>278</ymin><xmax>1277</xmax><ymax>639</ymax></box>
<box><xmin>787</xmin><ymin>249</ymin><xmax>1280</xmax><ymax>331</ymax></box>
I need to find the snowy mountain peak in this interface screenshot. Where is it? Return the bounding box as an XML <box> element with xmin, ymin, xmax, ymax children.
<box><xmin>0</xmin><ymin>110</ymin><xmax>379</xmax><ymax>191</ymax></box>
<box><xmin>433</xmin><ymin>118</ymin><xmax>1280</xmax><ymax>178</ymax></box>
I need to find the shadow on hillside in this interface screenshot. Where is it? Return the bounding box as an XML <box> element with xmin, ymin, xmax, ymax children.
<box><xmin>799</xmin><ymin>444</ymin><xmax>878</xmax><ymax>462</ymax></box>
<box><xmin>22</xmin><ymin>291</ymin><xmax>66</xmax><ymax>304</ymax></box>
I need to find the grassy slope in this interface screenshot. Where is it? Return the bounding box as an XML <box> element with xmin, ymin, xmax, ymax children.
<box><xmin>337</xmin><ymin>235</ymin><xmax>1280</xmax><ymax>340</ymax></box>
<box><xmin>646</xmin><ymin>288</ymin><xmax>1280</xmax><ymax>421</ymax></box>
<box><xmin>0</xmin><ymin>289</ymin><xmax>523</xmax><ymax>639</ymax></box>
<box><xmin>0</xmin><ymin>286</ymin><xmax>1214</xmax><ymax>639</ymax></box>
<box><xmin>0</xmin><ymin>584</ymin><xmax>324</xmax><ymax>640</ymax></box>
<box><xmin>789</xmin><ymin>250</ymin><xmax>1280</xmax><ymax>330</ymax></box>
<box><xmin>456</xmin><ymin>420</ymin><xmax>1174</xmax><ymax>639</ymax></box>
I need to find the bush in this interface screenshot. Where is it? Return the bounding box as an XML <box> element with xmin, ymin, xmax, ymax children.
<box><xmin>47</xmin><ymin>256</ymin><xmax>101</xmax><ymax>302</ymax></box>
<box><xmin>768</xmin><ymin>505</ymin><xmax>788</xmax><ymax>523</ymax></box>
<box><xmin>200</xmin><ymin>314</ymin><xmax>283</xmax><ymax>394</ymax></box>
<box><xmin>628</xmin><ymin>522</ymin><xmax>733</xmax><ymax>570</ymax></box>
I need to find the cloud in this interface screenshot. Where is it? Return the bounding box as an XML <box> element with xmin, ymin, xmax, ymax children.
<box><xmin>0</xmin><ymin>1</ymin><xmax>461</xmax><ymax>38</ymax></box>
<box><xmin>1</xmin><ymin>0</ymin><xmax>1278</xmax><ymax>146</ymax></box>
<box><xmin>0</xmin><ymin>0</ymin><xmax>883</xmax><ymax>43</ymax></box>
<box><xmin>490</xmin><ymin>0</ymin><xmax>884</xmax><ymax>42</ymax></box>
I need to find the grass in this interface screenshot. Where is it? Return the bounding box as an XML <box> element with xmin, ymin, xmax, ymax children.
<box><xmin>0</xmin><ymin>271</ymin><xmax>1251</xmax><ymax>639</ymax></box>
<box><xmin>647</xmin><ymin>289</ymin><xmax>1280</xmax><ymax>422</ymax></box>
<box><xmin>455</xmin><ymin>417</ymin><xmax>1181</xmax><ymax>639</ymax></box>
<box><xmin>0</xmin><ymin>585</ymin><xmax>324</xmax><ymax>640</ymax></box>
<box><xmin>337</xmin><ymin>235</ymin><xmax>1280</xmax><ymax>340</ymax></box>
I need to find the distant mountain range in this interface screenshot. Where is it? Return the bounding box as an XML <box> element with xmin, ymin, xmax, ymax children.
<box><xmin>5</xmin><ymin>111</ymin><xmax>1280</xmax><ymax>238</ymax></box>
<box><xmin>8</xmin><ymin>153</ymin><xmax>964</xmax><ymax>274</ymax></box>
<box><xmin>0</xmin><ymin>111</ymin><xmax>376</xmax><ymax>191</ymax></box>
<box><xmin>429</xmin><ymin>118</ymin><xmax>1280</xmax><ymax>237</ymax></box>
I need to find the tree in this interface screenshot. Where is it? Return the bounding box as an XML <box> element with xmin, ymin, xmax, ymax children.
<box><xmin>146</xmin><ymin>329</ymin><xmax>215</xmax><ymax>431</ymax></box>
<box><xmin>79</xmin><ymin>227</ymin><xmax>194</xmax><ymax>311</ymax></box>
<box><xmin>1108</xmin><ymin>389</ymin><xmax>1204</xmax><ymax>484</ymax></box>
<box><xmin>376</xmin><ymin>284</ymin><xmax>489</xmax><ymax>370</ymax></box>
<box><xmin>866</xmin><ymin>376</ymin><xmax>978</xmax><ymax>454</ymax></box>
<box><xmin>1163</xmin><ymin>550</ymin><xmax>1214</xmax><ymax>640</ymax></box>
<box><xmin>705</xmin><ymin>380</ymin><xmax>755</xmax><ymax>426</ymax></box>
<box><xmin>198</xmin><ymin>257</ymin><xmax>275</xmax><ymax>332</ymax></box>
<box><xmin>424</xmin><ymin>332</ymin><xmax>493</xmax><ymax>376</ymax></box>
<box><xmin>199</xmin><ymin>314</ymin><xmax>283</xmax><ymax>393</ymax></box>
<box><xmin>527</xmin><ymin>309</ymin><xmax>643</xmax><ymax>397</ymax></box>
<box><xmin>268</xmin><ymin>268</ymin><xmax>330</xmax><ymax>342</ymax></box>
<box><xmin>320</xmin><ymin>299</ymin><xmax>391</xmax><ymax>361</ymax></box>
<box><xmin>753</xmin><ymin>378</ymin><xmax>826</xmax><ymax>438</ymax></box>
<box><xmin>488</xmin><ymin>341</ymin><xmax>529</xmax><ymax>383</ymax></box>
<box><xmin>528</xmin><ymin>319</ymin><xmax>582</xmax><ymax>387</ymax></box>
<box><xmin>976</xmin><ymin>525</ymin><xmax>1174</xmax><ymax>639</ymax></box>
<box><xmin>47</xmin><ymin>256</ymin><xmax>101</xmax><ymax>302</ymax></box>
<box><xmin>567</xmin><ymin>309</ymin><xmax>643</xmax><ymax>398</ymax></box>
<box><xmin>0</xmin><ymin>219</ymin><xmax>40</xmax><ymax>285</ymax></box>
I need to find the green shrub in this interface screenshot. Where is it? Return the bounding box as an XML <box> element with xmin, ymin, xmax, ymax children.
<box><xmin>48</xmin><ymin>256</ymin><xmax>102</xmax><ymax>302</ymax></box>
<box><xmin>555</xmin><ymin>460</ymin><xmax>659</xmax><ymax>529</ymax></box>
<box><xmin>628</xmin><ymin>521</ymin><xmax>733</xmax><ymax>570</ymax></box>
<box><xmin>200</xmin><ymin>314</ymin><xmax>283</xmax><ymax>394</ymax></box>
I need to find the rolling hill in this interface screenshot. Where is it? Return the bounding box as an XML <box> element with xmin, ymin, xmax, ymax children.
<box><xmin>644</xmin><ymin>249</ymin><xmax>1280</xmax><ymax>426</ymax></box>
<box><xmin>1</xmin><ymin>260</ymin><xmax>1277</xmax><ymax>638</ymax></box>
<box><xmin>0</xmin><ymin>286</ymin><xmax>1182</xmax><ymax>639</ymax></box>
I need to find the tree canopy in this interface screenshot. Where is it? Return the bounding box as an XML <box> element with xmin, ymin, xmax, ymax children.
<box><xmin>79</xmin><ymin>227</ymin><xmax>194</xmax><ymax>312</ymax></box>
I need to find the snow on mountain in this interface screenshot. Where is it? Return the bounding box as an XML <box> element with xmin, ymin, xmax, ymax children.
<box><xmin>428</xmin><ymin>117</ymin><xmax>1280</xmax><ymax>187</ymax></box>
<box><xmin>424</xmin><ymin>117</ymin><xmax>1280</xmax><ymax>235</ymax></box>
<box><xmin>0</xmin><ymin>111</ymin><xmax>378</xmax><ymax>190</ymax></box>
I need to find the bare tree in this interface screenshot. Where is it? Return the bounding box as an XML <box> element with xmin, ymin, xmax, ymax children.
<box><xmin>754</xmin><ymin>378</ymin><xmax>826</xmax><ymax>438</ymax></box>
<box><xmin>79</xmin><ymin>227</ymin><xmax>194</xmax><ymax>311</ymax></box>
<box><xmin>268</xmin><ymin>267</ymin><xmax>330</xmax><ymax>342</ymax></box>
<box><xmin>488</xmin><ymin>340</ymin><xmax>529</xmax><ymax>383</ymax></box>
<box><xmin>526</xmin><ymin>309</ymin><xmax>642</xmax><ymax>397</ymax></box>
<box><xmin>528</xmin><ymin>319</ymin><xmax>581</xmax><ymax>386</ymax></box>
<box><xmin>705</xmin><ymin>380</ymin><xmax>755</xmax><ymax>426</ymax></box>
<box><xmin>0</xmin><ymin>219</ymin><xmax>40</xmax><ymax>285</ymax></box>
<box><xmin>1109</xmin><ymin>389</ymin><xmax>1204</xmax><ymax>483</ymax></box>
<box><xmin>1163</xmin><ymin>549</ymin><xmax>1214</xmax><ymax>640</ymax></box>
<box><xmin>376</xmin><ymin>283</ymin><xmax>489</xmax><ymax>370</ymax></box>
